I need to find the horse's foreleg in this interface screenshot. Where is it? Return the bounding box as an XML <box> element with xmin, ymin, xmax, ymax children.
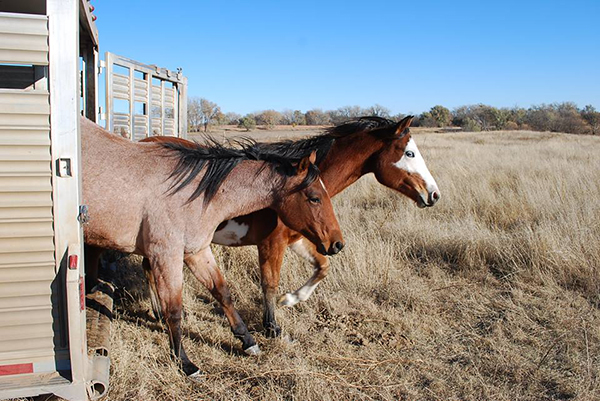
<box><xmin>279</xmin><ymin>237</ymin><xmax>330</xmax><ymax>307</ymax></box>
<box><xmin>257</xmin><ymin>238</ymin><xmax>286</xmax><ymax>338</ymax></box>
<box><xmin>142</xmin><ymin>257</ymin><xmax>162</xmax><ymax>321</ymax></box>
<box><xmin>148</xmin><ymin>252</ymin><xmax>200</xmax><ymax>377</ymax></box>
<box><xmin>185</xmin><ymin>248</ymin><xmax>260</xmax><ymax>355</ymax></box>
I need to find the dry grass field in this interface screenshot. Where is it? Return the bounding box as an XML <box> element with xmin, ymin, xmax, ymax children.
<box><xmin>80</xmin><ymin>129</ymin><xmax>600</xmax><ymax>400</ymax></box>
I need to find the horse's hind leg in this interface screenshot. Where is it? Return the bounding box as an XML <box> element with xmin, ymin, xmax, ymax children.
<box><xmin>142</xmin><ymin>257</ymin><xmax>162</xmax><ymax>321</ymax></box>
<box><xmin>147</xmin><ymin>252</ymin><xmax>200</xmax><ymax>377</ymax></box>
<box><xmin>185</xmin><ymin>248</ymin><xmax>260</xmax><ymax>355</ymax></box>
<box><xmin>279</xmin><ymin>237</ymin><xmax>330</xmax><ymax>308</ymax></box>
<box><xmin>257</xmin><ymin>239</ymin><xmax>286</xmax><ymax>338</ymax></box>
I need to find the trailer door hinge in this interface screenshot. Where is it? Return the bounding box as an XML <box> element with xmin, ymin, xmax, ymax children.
<box><xmin>78</xmin><ymin>205</ymin><xmax>90</xmax><ymax>224</ymax></box>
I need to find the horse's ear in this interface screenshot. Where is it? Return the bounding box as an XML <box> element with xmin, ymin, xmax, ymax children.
<box><xmin>297</xmin><ymin>151</ymin><xmax>316</xmax><ymax>174</ymax></box>
<box><xmin>393</xmin><ymin>115</ymin><xmax>414</xmax><ymax>138</ymax></box>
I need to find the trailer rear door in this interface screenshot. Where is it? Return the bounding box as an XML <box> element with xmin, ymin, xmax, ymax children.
<box><xmin>0</xmin><ymin>11</ymin><xmax>72</xmax><ymax>390</ymax></box>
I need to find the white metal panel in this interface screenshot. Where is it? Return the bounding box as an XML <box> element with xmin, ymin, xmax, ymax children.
<box><xmin>0</xmin><ymin>87</ymin><xmax>56</xmax><ymax>367</ymax></box>
<box><xmin>0</xmin><ymin>12</ymin><xmax>48</xmax><ymax>65</ymax></box>
<box><xmin>0</xmin><ymin>126</ymin><xmax>51</xmax><ymax>146</ymax></box>
<box><xmin>133</xmin><ymin>77</ymin><xmax>148</xmax><ymax>101</ymax></box>
<box><xmin>163</xmin><ymin>119</ymin><xmax>175</xmax><ymax>136</ymax></box>
<box><xmin>0</xmin><ymin>10</ymin><xmax>77</xmax><ymax>394</ymax></box>
<box><xmin>164</xmin><ymin>87</ymin><xmax>175</xmax><ymax>103</ymax></box>
<box><xmin>112</xmin><ymin>73</ymin><xmax>129</xmax><ymax>99</ymax></box>
<box><xmin>0</xmin><ymin>322</ymin><xmax>53</xmax><ymax>341</ymax></box>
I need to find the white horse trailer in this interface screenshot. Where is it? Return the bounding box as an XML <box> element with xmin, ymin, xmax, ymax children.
<box><xmin>0</xmin><ymin>1</ymin><xmax>187</xmax><ymax>399</ymax></box>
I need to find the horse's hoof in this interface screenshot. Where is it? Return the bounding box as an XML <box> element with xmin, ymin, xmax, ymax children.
<box><xmin>182</xmin><ymin>361</ymin><xmax>201</xmax><ymax>377</ymax></box>
<box><xmin>244</xmin><ymin>344</ymin><xmax>261</xmax><ymax>356</ymax></box>
<box><xmin>278</xmin><ymin>293</ymin><xmax>297</xmax><ymax>307</ymax></box>
<box><xmin>187</xmin><ymin>369</ymin><xmax>204</xmax><ymax>383</ymax></box>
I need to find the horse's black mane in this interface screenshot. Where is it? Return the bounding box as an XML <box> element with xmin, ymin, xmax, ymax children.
<box><xmin>160</xmin><ymin>116</ymin><xmax>401</xmax><ymax>204</ymax></box>
<box><xmin>261</xmin><ymin>116</ymin><xmax>400</xmax><ymax>165</ymax></box>
<box><xmin>160</xmin><ymin>137</ymin><xmax>320</xmax><ymax>204</ymax></box>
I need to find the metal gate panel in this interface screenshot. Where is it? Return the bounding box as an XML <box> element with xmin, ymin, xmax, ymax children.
<box><xmin>0</xmin><ymin>12</ymin><xmax>48</xmax><ymax>65</ymax></box>
<box><xmin>105</xmin><ymin>51</ymin><xmax>187</xmax><ymax>140</ymax></box>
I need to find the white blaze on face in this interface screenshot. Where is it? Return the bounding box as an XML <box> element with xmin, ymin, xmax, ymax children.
<box><xmin>319</xmin><ymin>178</ymin><xmax>329</xmax><ymax>195</ymax></box>
<box><xmin>393</xmin><ymin>138</ymin><xmax>438</xmax><ymax>194</ymax></box>
<box><xmin>212</xmin><ymin>219</ymin><xmax>249</xmax><ymax>245</ymax></box>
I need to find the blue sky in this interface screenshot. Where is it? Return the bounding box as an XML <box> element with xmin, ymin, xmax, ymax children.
<box><xmin>95</xmin><ymin>0</ymin><xmax>600</xmax><ymax>116</ymax></box>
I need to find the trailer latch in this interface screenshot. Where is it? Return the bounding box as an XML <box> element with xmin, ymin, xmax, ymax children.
<box><xmin>57</xmin><ymin>158</ymin><xmax>72</xmax><ymax>177</ymax></box>
<box><xmin>78</xmin><ymin>205</ymin><xmax>90</xmax><ymax>224</ymax></box>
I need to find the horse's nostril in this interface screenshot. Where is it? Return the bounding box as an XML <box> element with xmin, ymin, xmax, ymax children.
<box><xmin>432</xmin><ymin>191</ymin><xmax>439</xmax><ymax>201</ymax></box>
<box><xmin>333</xmin><ymin>241</ymin><xmax>344</xmax><ymax>253</ymax></box>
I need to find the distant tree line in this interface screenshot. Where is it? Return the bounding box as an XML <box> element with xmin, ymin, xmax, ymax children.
<box><xmin>188</xmin><ymin>97</ymin><xmax>600</xmax><ymax>135</ymax></box>
<box><xmin>415</xmin><ymin>103</ymin><xmax>599</xmax><ymax>135</ymax></box>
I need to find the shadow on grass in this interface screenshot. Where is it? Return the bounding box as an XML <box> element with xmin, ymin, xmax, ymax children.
<box><xmin>105</xmin><ymin>252</ymin><xmax>260</xmax><ymax>357</ymax></box>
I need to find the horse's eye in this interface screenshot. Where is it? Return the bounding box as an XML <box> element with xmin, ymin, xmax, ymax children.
<box><xmin>308</xmin><ymin>197</ymin><xmax>321</xmax><ymax>204</ymax></box>
<box><xmin>405</xmin><ymin>150</ymin><xmax>415</xmax><ymax>158</ymax></box>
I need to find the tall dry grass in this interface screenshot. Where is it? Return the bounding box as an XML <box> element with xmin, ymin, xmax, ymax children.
<box><xmin>101</xmin><ymin>130</ymin><xmax>599</xmax><ymax>400</ymax></box>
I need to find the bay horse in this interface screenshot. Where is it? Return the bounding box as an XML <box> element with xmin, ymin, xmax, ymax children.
<box><xmin>142</xmin><ymin>115</ymin><xmax>440</xmax><ymax>338</ymax></box>
<box><xmin>80</xmin><ymin>117</ymin><xmax>343</xmax><ymax>377</ymax></box>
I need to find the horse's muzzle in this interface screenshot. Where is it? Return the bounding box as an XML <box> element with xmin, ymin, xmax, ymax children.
<box><xmin>317</xmin><ymin>240</ymin><xmax>345</xmax><ymax>256</ymax></box>
<box><xmin>418</xmin><ymin>190</ymin><xmax>440</xmax><ymax>208</ymax></box>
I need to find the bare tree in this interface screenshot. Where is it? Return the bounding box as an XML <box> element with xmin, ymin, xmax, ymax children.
<box><xmin>187</xmin><ymin>97</ymin><xmax>202</xmax><ymax>132</ymax></box>
<box><xmin>293</xmin><ymin>110</ymin><xmax>306</xmax><ymax>126</ymax></box>
<box><xmin>366</xmin><ymin>104</ymin><xmax>391</xmax><ymax>118</ymax></box>
<box><xmin>280</xmin><ymin>109</ymin><xmax>295</xmax><ymax>125</ymax></box>
<box><xmin>452</xmin><ymin>104</ymin><xmax>498</xmax><ymax>131</ymax></box>
<box><xmin>256</xmin><ymin>110</ymin><xmax>283</xmax><ymax>129</ymax></box>
<box><xmin>282</xmin><ymin>109</ymin><xmax>307</xmax><ymax>126</ymax></box>
<box><xmin>329</xmin><ymin>105</ymin><xmax>364</xmax><ymax>125</ymax></box>
<box><xmin>305</xmin><ymin>109</ymin><xmax>331</xmax><ymax>125</ymax></box>
<box><xmin>392</xmin><ymin>113</ymin><xmax>407</xmax><ymax>122</ymax></box>
<box><xmin>198</xmin><ymin>98</ymin><xmax>221</xmax><ymax>132</ymax></box>
<box><xmin>223</xmin><ymin>112</ymin><xmax>242</xmax><ymax>125</ymax></box>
